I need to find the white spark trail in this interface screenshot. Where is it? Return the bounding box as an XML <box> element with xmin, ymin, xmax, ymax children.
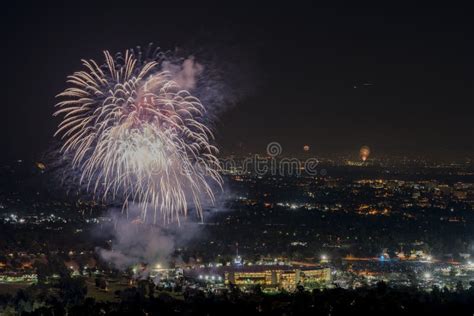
<box><xmin>54</xmin><ymin>48</ymin><xmax>222</xmax><ymax>223</ymax></box>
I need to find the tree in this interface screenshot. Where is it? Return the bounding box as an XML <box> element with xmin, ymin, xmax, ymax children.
<box><xmin>95</xmin><ymin>277</ymin><xmax>107</xmax><ymax>290</ymax></box>
<box><xmin>58</xmin><ymin>277</ymin><xmax>88</xmax><ymax>306</ymax></box>
<box><xmin>33</xmin><ymin>261</ymin><xmax>50</xmax><ymax>284</ymax></box>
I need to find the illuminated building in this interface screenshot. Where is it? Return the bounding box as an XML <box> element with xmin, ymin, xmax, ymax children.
<box><xmin>299</xmin><ymin>268</ymin><xmax>331</xmax><ymax>287</ymax></box>
<box><xmin>279</xmin><ymin>270</ymin><xmax>298</xmax><ymax>290</ymax></box>
<box><xmin>224</xmin><ymin>266</ymin><xmax>331</xmax><ymax>291</ymax></box>
<box><xmin>453</xmin><ymin>190</ymin><xmax>467</xmax><ymax>200</ymax></box>
<box><xmin>226</xmin><ymin>270</ymin><xmax>268</xmax><ymax>286</ymax></box>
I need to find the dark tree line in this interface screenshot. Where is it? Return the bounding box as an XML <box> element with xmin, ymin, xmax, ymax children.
<box><xmin>2</xmin><ymin>281</ymin><xmax>474</xmax><ymax>315</ymax></box>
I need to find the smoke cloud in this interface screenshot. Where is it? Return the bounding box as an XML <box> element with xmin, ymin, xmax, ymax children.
<box><xmin>158</xmin><ymin>41</ymin><xmax>259</xmax><ymax>120</ymax></box>
<box><xmin>96</xmin><ymin>206</ymin><xmax>202</xmax><ymax>270</ymax></box>
<box><xmin>162</xmin><ymin>57</ymin><xmax>204</xmax><ymax>90</ymax></box>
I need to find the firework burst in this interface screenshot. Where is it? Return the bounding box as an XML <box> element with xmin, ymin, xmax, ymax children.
<box><xmin>54</xmin><ymin>47</ymin><xmax>222</xmax><ymax>223</ymax></box>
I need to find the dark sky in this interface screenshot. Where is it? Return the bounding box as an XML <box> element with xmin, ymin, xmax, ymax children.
<box><xmin>3</xmin><ymin>3</ymin><xmax>474</xmax><ymax>161</ymax></box>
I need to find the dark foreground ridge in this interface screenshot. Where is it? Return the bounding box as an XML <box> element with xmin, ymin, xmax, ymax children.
<box><xmin>2</xmin><ymin>279</ymin><xmax>474</xmax><ymax>315</ymax></box>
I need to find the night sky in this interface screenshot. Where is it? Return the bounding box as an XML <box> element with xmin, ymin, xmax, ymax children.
<box><xmin>3</xmin><ymin>3</ymin><xmax>473</xmax><ymax>162</ymax></box>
